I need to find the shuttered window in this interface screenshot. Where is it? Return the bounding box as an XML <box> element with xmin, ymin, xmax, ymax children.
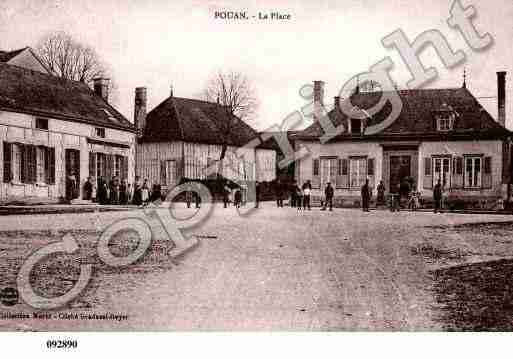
<box><xmin>89</xmin><ymin>152</ymin><xmax>96</xmax><ymax>179</ymax></box>
<box><xmin>2</xmin><ymin>143</ymin><xmax>54</xmax><ymax>184</ymax></box>
<box><xmin>424</xmin><ymin>157</ymin><xmax>431</xmax><ymax>175</ymax></box>
<box><xmin>46</xmin><ymin>147</ymin><xmax>55</xmax><ymax>184</ymax></box>
<box><xmin>368</xmin><ymin>158</ymin><xmax>375</xmax><ymax>176</ymax></box>
<box><xmin>423</xmin><ymin>157</ymin><xmax>433</xmax><ymax>189</ymax></box>
<box><xmin>336</xmin><ymin>158</ymin><xmax>349</xmax><ymax>188</ymax></box>
<box><xmin>122</xmin><ymin>156</ymin><xmax>128</xmax><ymax>180</ymax></box>
<box><xmin>36</xmin><ymin>147</ymin><xmax>46</xmax><ymax>183</ymax></box>
<box><xmin>313</xmin><ymin>159</ymin><xmax>320</xmax><ymax>176</ymax></box>
<box><xmin>3</xmin><ymin>142</ymin><xmax>11</xmax><ymax>183</ymax></box>
<box><xmin>483</xmin><ymin>156</ymin><xmax>493</xmax><ymax>189</ymax></box>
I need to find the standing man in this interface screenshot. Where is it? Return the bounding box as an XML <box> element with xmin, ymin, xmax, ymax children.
<box><xmin>255</xmin><ymin>181</ymin><xmax>260</xmax><ymax>208</ymax></box>
<box><xmin>433</xmin><ymin>179</ymin><xmax>442</xmax><ymax>213</ymax></box>
<box><xmin>324</xmin><ymin>182</ymin><xmax>334</xmax><ymax>211</ymax></box>
<box><xmin>302</xmin><ymin>180</ymin><xmax>312</xmax><ymax>210</ymax></box>
<box><xmin>361</xmin><ymin>179</ymin><xmax>371</xmax><ymax>212</ymax></box>
<box><xmin>376</xmin><ymin>180</ymin><xmax>386</xmax><ymax>207</ymax></box>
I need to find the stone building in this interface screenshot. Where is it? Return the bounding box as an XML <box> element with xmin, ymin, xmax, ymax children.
<box><xmin>293</xmin><ymin>73</ymin><xmax>512</xmax><ymax>208</ymax></box>
<box><xmin>0</xmin><ymin>47</ymin><xmax>136</xmax><ymax>203</ymax></box>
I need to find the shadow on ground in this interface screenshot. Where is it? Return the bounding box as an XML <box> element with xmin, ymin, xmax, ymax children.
<box><xmin>431</xmin><ymin>258</ymin><xmax>513</xmax><ymax>331</ymax></box>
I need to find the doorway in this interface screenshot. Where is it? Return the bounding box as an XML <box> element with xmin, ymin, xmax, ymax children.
<box><xmin>65</xmin><ymin>149</ymin><xmax>80</xmax><ymax>200</ymax></box>
<box><xmin>389</xmin><ymin>155</ymin><xmax>411</xmax><ymax>192</ymax></box>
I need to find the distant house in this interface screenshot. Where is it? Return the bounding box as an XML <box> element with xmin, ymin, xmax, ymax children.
<box><xmin>134</xmin><ymin>88</ymin><xmax>276</xmax><ymax>193</ymax></box>
<box><xmin>293</xmin><ymin>74</ymin><xmax>512</xmax><ymax>208</ymax></box>
<box><xmin>0</xmin><ymin>47</ymin><xmax>49</xmax><ymax>74</ymax></box>
<box><xmin>0</xmin><ymin>47</ymin><xmax>136</xmax><ymax>203</ymax></box>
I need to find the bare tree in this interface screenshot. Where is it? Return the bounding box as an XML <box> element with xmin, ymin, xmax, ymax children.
<box><xmin>204</xmin><ymin>70</ymin><xmax>259</xmax><ymax>175</ymax></box>
<box><xmin>35</xmin><ymin>31</ymin><xmax>109</xmax><ymax>85</ymax></box>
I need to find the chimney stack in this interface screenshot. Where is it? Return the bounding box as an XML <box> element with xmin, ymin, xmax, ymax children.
<box><xmin>170</xmin><ymin>85</ymin><xmax>174</xmax><ymax>97</ymax></box>
<box><xmin>497</xmin><ymin>71</ymin><xmax>506</xmax><ymax>127</ymax></box>
<box><xmin>313</xmin><ymin>80</ymin><xmax>325</xmax><ymax>122</ymax></box>
<box><xmin>93</xmin><ymin>77</ymin><xmax>109</xmax><ymax>102</ymax></box>
<box><xmin>134</xmin><ymin>87</ymin><xmax>147</xmax><ymax>137</ymax></box>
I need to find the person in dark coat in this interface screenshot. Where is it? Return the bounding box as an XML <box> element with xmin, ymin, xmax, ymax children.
<box><xmin>275</xmin><ymin>180</ymin><xmax>284</xmax><ymax>208</ymax></box>
<box><xmin>255</xmin><ymin>181</ymin><xmax>261</xmax><ymax>208</ymax></box>
<box><xmin>151</xmin><ymin>183</ymin><xmax>162</xmax><ymax>203</ymax></box>
<box><xmin>83</xmin><ymin>176</ymin><xmax>93</xmax><ymax>201</ymax></box>
<box><xmin>132</xmin><ymin>176</ymin><xmax>143</xmax><ymax>206</ymax></box>
<box><xmin>376</xmin><ymin>180</ymin><xmax>385</xmax><ymax>206</ymax></box>
<box><xmin>433</xmin><ymin>179</ymin><xmax>443</xmax><ymax>213</ymax></box>
<box><xmin>234</xmin><ymin>189</ymin><xmax>242</xmax><ymax>208</ymax></box>
<box><xmin>97</xmin><ymin>177</ymin><xmax>108</xmax><ymax>205</ymax></box>
<box><xmin>65</xmin><ymin>172</ymin><xmax>77</xmax><ymax>203</ymax></box>
<box><xmin>361</xmin><ymin>179</ymin><xmax>371</xmax><ymax>212</ymax></box>
<box><xmin>323</xmin><ymin>182</ymin><xmax>334</xmax><ymax>211</ymax></box>
<box><xmin>289</xmin><ymin>182</ymin><xmax>297</xmax><ymax>208</ymax></box>
<box><xmin>119</xmin><ymin>179</ymin><xmax>128</xmax><ymax>205</ymax></box>
<box><xmin>110</xmin><ymin>176</ymin><xmax>120</xmax><ymax>205</ymax></box>
<box><xmin>302</xmin><ymin>180</ymin><xmax>312</xmax><ymax>210</ymax></box>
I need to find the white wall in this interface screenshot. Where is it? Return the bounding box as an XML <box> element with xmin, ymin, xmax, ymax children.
<box><xmin>0</xmin><ymin>110</ymin><xmax>135</xmax><ymax>201</ymax></box>
<box><xmin>419</xmin><ymin>140</ymin><xmax>503</xmax><ymax>198</ymax></box>
<box><xmin>297</xmin><ymin>140</ymin><xmax>382</xmax><ymax>195</ymax></box>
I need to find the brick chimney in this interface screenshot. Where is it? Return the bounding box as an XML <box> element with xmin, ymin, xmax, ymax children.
<box><xmin>93</xmin><ymin>77</ymin><xmax>109</xmax><ymax>102</ymax></box>
<box><xmin>313</xmin><ymin>80</ymin><xmax>325</xmax><ymax>122</ymax></box>
<box><xmin>134</xmin><ymin>87</ymin><xmax>147</xmax><ymax>137</ymax></box>
<box><xmin>497</xmin><ymin>71</ymin><xmax>506</xmax><ymax>127</ymax></box>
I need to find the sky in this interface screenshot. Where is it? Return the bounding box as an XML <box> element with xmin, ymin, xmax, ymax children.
<box><xmin>1</xmin><ymin>0</ymin><xmax>512</xmax><ymax>130</ymax></box>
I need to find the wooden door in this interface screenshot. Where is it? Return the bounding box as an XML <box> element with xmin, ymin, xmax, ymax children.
<box><xmin>389</xmin><ymin>155</ymin><xmax>411</xmax><ymax>192</ymax></box>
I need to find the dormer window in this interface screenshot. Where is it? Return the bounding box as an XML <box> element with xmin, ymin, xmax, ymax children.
<box><xmin>434</xmin><ymin>104</ymin><xmax>458</xmax><ymax>132</ymax></box>
<box><xmin>95</xmin><ymin>127</ymin><xmax>106</xmax><ymax>138</ymax></box>
<box><xmin>436</xmin><ymin>113</ymin><xmax>455</xmax><ymax>131</ymax></box>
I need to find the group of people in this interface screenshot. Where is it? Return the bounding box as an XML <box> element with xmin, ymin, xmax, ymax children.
<box><xmin>270</xmin><ymin>177</ymin><xmax>434</xmax><ymax>213</ymax></box>
<box><xmin>82</xmin><ymin>176</ymin><xmax>162</xmax><ymax>206</ymax></box>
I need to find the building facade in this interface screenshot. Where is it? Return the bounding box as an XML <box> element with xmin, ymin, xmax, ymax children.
<box><xmin>0</xmin><ymin>48</ymin><xmax>136</xmax><ymax>203</ymax></box>
<box><xmin>293</xmin><ymin>75</ymin><xmax>512</xmax><ymax>208</ymax></box>
<box><xmin>134</xmin><ymin>88</ymin><xmax>276</xmax><ymax>193</ymax></box>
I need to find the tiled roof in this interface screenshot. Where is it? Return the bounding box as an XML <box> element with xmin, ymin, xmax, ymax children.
<box><xmin>295</xmin><ymin>87</ymin><xmax>511</xmax><ymax>141</ymax></box>
<box><xmin>0</xmin><ymin>62</ymin><xmax>135</xmax><ymax>132</ymax></box>
<box><xmin>0</xmin><ymin>47</ymin><xmax>26</xmax><ymax>63</ymax></box>
<box><xmin>141</xmin><ymin>96</ymin><xmax>266</xmax><ymax>147</ymax></box>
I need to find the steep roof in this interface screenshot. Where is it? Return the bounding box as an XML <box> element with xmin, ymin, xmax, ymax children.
<box><xmin>0</xmin><ymin>62</ymin><xmax>135</xmax><ymax>132</ymax></box>
<box><xmin>0</xmin><ymin>47</ymin><xmax>27</xmax><ymax>63</ymax></box>
<box><xmin>141</xmin><ymin>96</ymin><xmax>264</xmax><ymax>147</ymax></box>
<box><xmin>295</xmin><ymin>87</ymin><xmax>511</xmax><ymax>141</ymax></box>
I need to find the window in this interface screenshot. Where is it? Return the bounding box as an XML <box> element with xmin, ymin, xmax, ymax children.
<box><xmin>2</xmin><ymin>143</ymin><xmax>54</xmax><ymax>184</ymax></box>
<box><xmin>35</xmin><ymin>118</ymin><xmax>48</xmax><ymax>130</ymax></box>
<box><xmin>465</xmin><ymin>156</ymin><xmax>482</xmax><ymax>188</ymax></box>
<box><xmin>351</xmin><ymin>119</ymin><xmax>362</xmax><ymax>135</ymax></box>
<box><xmin>349</xmin><ymin>157</ymin><xmax>367</xmax><ymax>188</ymax></box>
<box><xmin>114</xmin><ymin>155</ymin><xmax>122</xmax><ymax>178</ymax></box>
<box><xmin>436</xmin><ymin>113</ymin><xmax>455</xmax><ymax>131</ymax></box>
<box><xmin>433</xmin><ymin>157</ymin><xmax>451</xmax><ymax>187</ymax></box>
<box><xmin>36</xmin><ymin>147</ymin><xmax>45</xmax><ymax>183</ymax></box>
<box><xmin>95</xmin><ymin>127</ymin><xmax>106</xmax><ymax>138</ymax></box>
<box><xmin>368</xmin><ymin>158</ymin><xmax>375</xmax><ymax>176</ymax></box>
<box><xmin>339</xmin><ymin>158</ymin><xmax>348</xmax><ymax>176</ymax></box>
<box><xmin>11</xmin><ymin>143</ymin><xmax>22</xmax><ymax>182</ymax></box>
<box><xmin>453</xmin><ymin>157</ymin><xmax>463</xmax><ymax>175</ymax></box>
<box><xmin>96</xmin><ymin>153</ymin><xmax>106</xmax><ymax>179</ymax></box>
